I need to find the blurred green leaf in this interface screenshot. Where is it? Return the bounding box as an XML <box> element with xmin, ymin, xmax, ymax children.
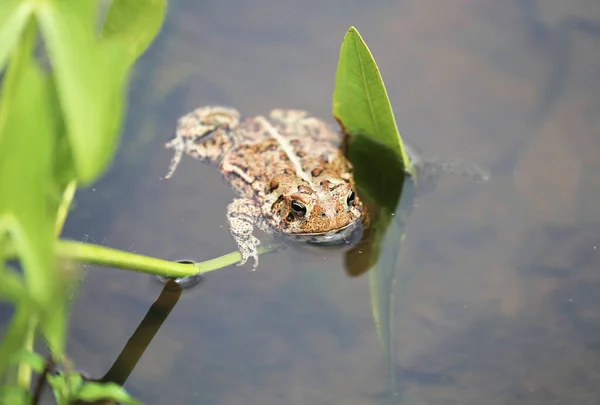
<box><xmin>333</xmin><ymin>26</ymin><xmax>413</xmax><ymax>176</ymax></box>
<box><xmin>36</xmin><ymin>1</ymin><xmax>130</xmax><ymax>184</ymax></box>
<box><xmin>0</xmin><ymin>302</ymin><xmax>33</xmax><ymax>377</ymax></box>
<box><xmin>41</xmin><ymin>295</ymin><xmax>69</xmax><ymax>359</ymax></box>
<box><xmin>47</xmin><ymin>373</ymin><xmax>142</xmax><ymax>405</ymax></box>
<box><xmin>76</xmin><ymin>381</ymin><xmax>142</xmax><ymax>405</ymax></box>
<box><xmin>0</xmin><ymin>17</ymin><xmax>66</xmax><ymax>355</ymax></box>
<box><xmin>0</xmin><ymin>267</ymin><xmax>27</xmax><ymax>304</ymax></box>
<box><xmin>0</xmin><ymin>0</ymin><xmax>33</xmax><ymax>73</ymax></box>
<box><xmin>0</xmin><ymin>385</ymin><xmax>32</xmax><ymax>405</ymax></box>
<box><xmin>48</xmin><ymin>372</ymin><xmax>84</xmax><ymax>405</ymax></box>
<box><xmin>1</xmin><ymin>0</ymin><xmax>166</xmax><ymax>400</ymax></box>
<box><xmin>9</xmin><ymin>350</ymin><xmax>46</xmax><ymax>373</ymax></box>
<box><xmin>0</xmin><ymin>17</ymin><xmax>57</xmax><ymax>313</ymax></box>
<box><xmin>102</xmin><ymin>0</ymin><xmax>167</xmax><ymax>64</ymax></box>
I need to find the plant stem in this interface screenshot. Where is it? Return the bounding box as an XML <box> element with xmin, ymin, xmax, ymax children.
<box><xmin>62</xmin><ymin>240</ymin><xmax>277</xmax><ymax>276</ymax></box>
<box><xmin>17</xmin><ymin>317</ymin><xmax>37</xmax><ymax>389</ymax></box>
<box><xmin>55</xmin><ymin>240</ymin><xmax>242</xmax><ymax>277</ymax></box>
<box><xmin>6</xmin><ymin>239</ymin><xmax>277</xmax><ymax>278</ymax></box>
<box><xmin>55</xmin><ymin>180</ymin><xmax>77</xmax><ymax>237</ymax></box>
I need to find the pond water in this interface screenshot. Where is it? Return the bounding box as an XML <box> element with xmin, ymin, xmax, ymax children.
<box><xmin>59</xmin><ymin>0</ymin><xmax>600</xmax><ymax>404</ymax></box>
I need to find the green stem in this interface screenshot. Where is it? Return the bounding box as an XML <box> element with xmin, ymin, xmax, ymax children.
<box><xmin>55</xmin><ymin>240</ymin><xmax>244</xmax><ymax>277</ymax></box>
<box><xmin>6</xmin><ymin>239</ymin><xmax>276</xmax><ymax>278</ymax></box>
<box><xmin>59</xmin><ymin>240</ymin><xmax>277</xmax><ymax>276</ymax></box>
<box><xmin>17</xmin><ymin>317</ymin><xmax>37</xmax><ymax>389</ymax></box>
<box><xmin>55</xmin><ymin>180</ymin><xmax>77</xmax><ymax>237</ymax></box>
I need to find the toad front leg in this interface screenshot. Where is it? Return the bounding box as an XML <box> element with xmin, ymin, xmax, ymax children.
<box><xmin>227</xmin><ymin>198</ymin><xmax>263</xmax><ymax>270</ymax></box>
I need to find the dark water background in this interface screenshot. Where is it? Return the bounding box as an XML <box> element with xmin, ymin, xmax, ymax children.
<box><xmin>55</xmin><ymin>0</ymin><xmax>600</xmax><ymax>404</ymax></box>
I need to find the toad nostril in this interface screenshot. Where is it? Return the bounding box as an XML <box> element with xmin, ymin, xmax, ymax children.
<box><xmin>321</xmin><ymin>213</ymin><xmax>327</xmax><ymax>218</ymax></box>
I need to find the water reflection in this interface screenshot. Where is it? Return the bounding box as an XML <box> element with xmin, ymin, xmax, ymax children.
<box><xmin>56</xmin><ymin>0</ymin><xmax>600</xmax><ymax>404</ymax></box>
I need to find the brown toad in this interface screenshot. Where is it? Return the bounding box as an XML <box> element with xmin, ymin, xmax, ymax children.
<box><xmin>164</xmin><ymin>106</ymin><xmax>367</xmax><ymax>269</ymax></box>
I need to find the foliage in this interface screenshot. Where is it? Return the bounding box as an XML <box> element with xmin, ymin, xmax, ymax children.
<box><xmin>333</xmin><ymin>27</ymin><xmax>415</xmax><ymax>213</ymax></box>
<box><xmin>333</xmin><ymin>26</ymin><xmax>415</xmax><ymax>397</ymax></box>
<box><xmin>0</xmin><ymin>0</ymin><xmax>166</xmax><ymax>403</ymax></box>
<box><xmin>333</xmin><ymin>27</ymin><xmax>413</xmax><ymax>176</ymax></box>
<box><xmin>0</xmin><ymin>11</ymin><xmax>413</xmax><ymax>403</ymax></box>
<box><xmin>47</xmin><ymin>372</ymin><xmax>142</xmax><ymax>405</ymax></box>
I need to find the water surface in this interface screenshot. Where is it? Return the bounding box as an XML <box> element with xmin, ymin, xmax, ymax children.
<box><xmin>60</xmin><ymin>1</ymin><xmax>600</xmax><ymax>404</ymax></box>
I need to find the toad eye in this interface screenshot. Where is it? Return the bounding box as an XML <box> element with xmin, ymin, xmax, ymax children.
<box><xmin>290</xmin><ymin>200</ymin><xmax>307</xmax><ymax>218</ymax></box>
<box><xmin>346</xmin><ymin>189</ymin><xmax>356</xmax><ymax>206</ymax></box>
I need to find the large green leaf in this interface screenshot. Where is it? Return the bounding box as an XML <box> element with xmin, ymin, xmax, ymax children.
<box><xmin>36</xmin><ymin>1</ymin><xmax>130</xmax><ymax>185</ymax></box>
<box><xmin>0</xmin><ymin>19</ymin><xmax>57</xmax><ymax>310</ymax></box>
<box><xmin>333</xmin><ymin>27</ymin><xmax>416</xmax><ymax>398</ymax></box>
<box><xmin>102</xmin><ymin>0</ymin><xmax>167</xmax><ymax>64</ymax></box>
<box><xmin>0</xmin><ymin>0</ymin><xmax>34</xmax><ymax>73</ymax></box>
<box><xmin>333</xmin><ymin>26</ymin><xmax>413</xmax><ymax>175</ymax></box>
<box><xmin>0</xmin><ymin>18</ymin><xmax>66</xmax><ymax>355</ymax></box>
<box><xmin>0</xmin><ymin>0</ymin><xmax>168</xmax><ymax>393</ymax></box>
<box><xmin>35</xmin><ymin>0</ymin><xmax>166</xmax><ymax>185</ymax></box>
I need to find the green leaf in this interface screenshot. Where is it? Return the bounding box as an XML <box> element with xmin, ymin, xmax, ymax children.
<box><xmin>47</xmin><ymin>374</ymin><xmax>142</xmax><ymax>405</ymax></box>
<box><xmin>0</xmin><ymin>18</ymin><xmax>67</xmax><ymax>356</ymax></box>
<box><xmin>346</xmin><ymin>133</ymin><xmax>407</xmax><ymax>211</ymax></box>
<box><xmin>47</xmin><ymin>372</ymin><xmax>84</xmax><ymax>405</ymax></box>
<box><xmin>41</xmin><ymin>296</ymin><xmax>69</xmax><ymax>358</ymax></box>
<box><xmin>9</xmin><ymin>350</ymin><xmax>46</xmax><ymax>373</ymax></box>
<box><xmin>0</xmin><ymin>385</ymin><xmax>32</xmax><ymax>405</ymax></box>
<box><xmin>0</xmin><ymin>0</ymin><xmax>34</xmax><ymax>73</ymax></box>
<box><xmin>36</xmin><ymin>1</ymin><xmax>130</xmax><ymax>184</ymax></box>
<box><xmin>0</xmin><ymin>17</ymin><xmax>57</xmax><ymax>311</ymax></box>
<box><xmin>0</xmin><ymin>267</ymin><xmax>27</xmax><ymax>304</ymax></box>
<box><xmin>76</xmin><ymin>381</ymin><xmax>142</xmax><ymax>405</ymax></box>
<box><xmin>102</xmin><ymin>0</ymin><xmax>167</xmax><ymax>64</ymax></box>
<box><xmin>333</xmin><ymin>26</ymin><xmax>413</xmax><ymax>175</ymax></box>
<box><xmin>0</xmin><ymin>301</ymin><xmax>33</xmax><ymax>376</ymax></box>
<box><xmin>333</xmin><ymin>27</ymin><xmax>419</xmax><ymax>396</ymax></box>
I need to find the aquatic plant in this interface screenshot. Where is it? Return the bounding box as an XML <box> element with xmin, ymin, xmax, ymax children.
<box><xmin>0</xmin><ymin>6</ymin><xmax>409</xmax><ymax>400</ymax></box>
